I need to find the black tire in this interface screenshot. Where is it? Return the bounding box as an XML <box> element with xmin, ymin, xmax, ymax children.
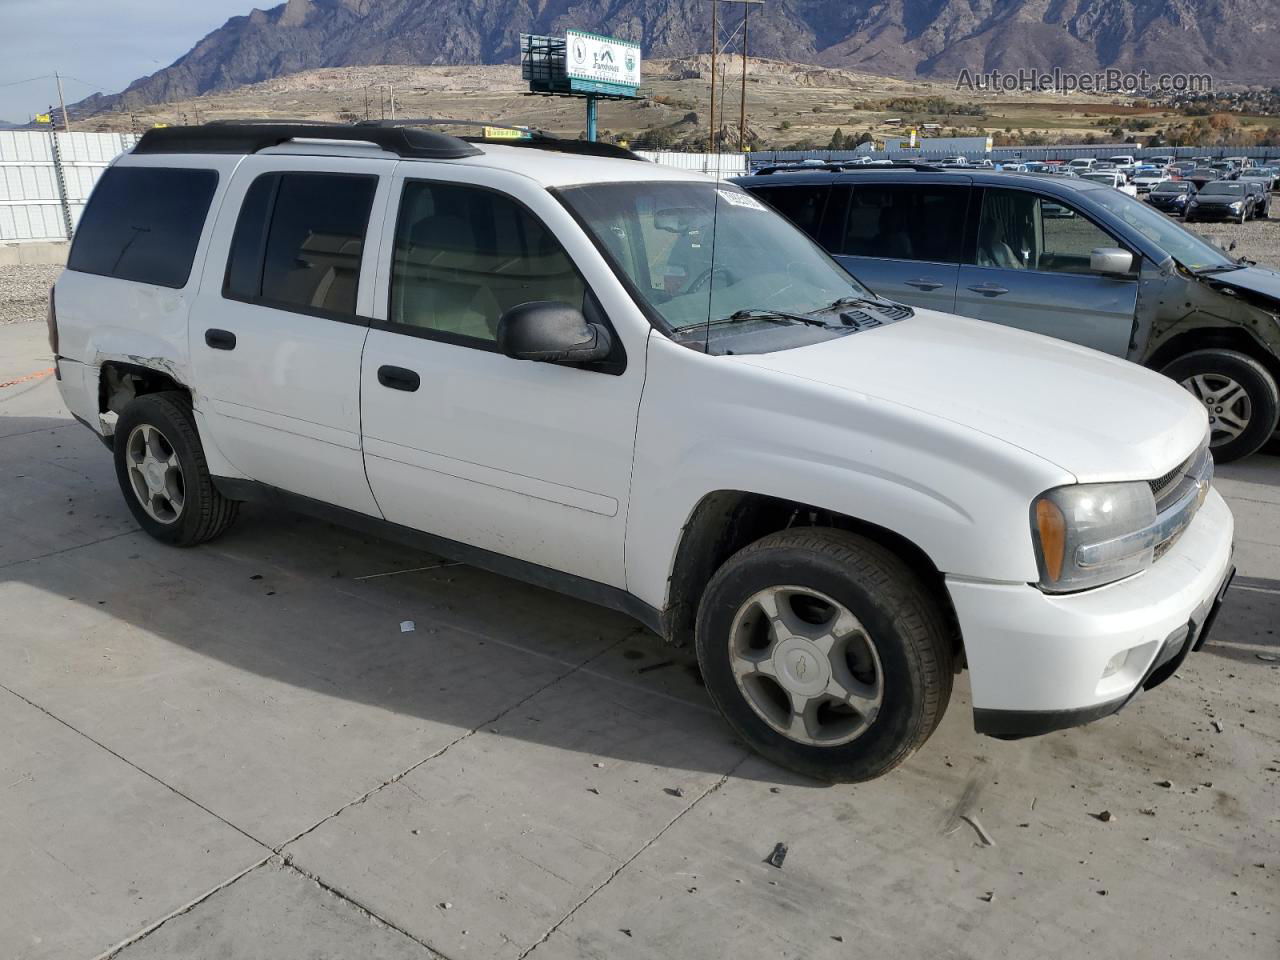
<box><xmin>695</xmin><ymin>528</ymin><xmax>953</xmax><ymax>782</ymax></box>
<box><xmin>1162</xmin><ymin>349</ymin><xmax>1280</xmax><ymax>463</ymax></box>
<box><xmin>113</xmin><ymin>392</ymin><xmax>239</xmax><ymax>546</ymax></box>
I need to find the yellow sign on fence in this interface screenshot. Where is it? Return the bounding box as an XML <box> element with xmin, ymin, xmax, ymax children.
<box><xmin>483</xmin><ymin>126</ymin><xmax>530</xmax><ymax>140</ymax></box>
<box><xmin>34</xmin><ymin>113</ymin><xmax>51</xmax><ymax>124</ymax></box>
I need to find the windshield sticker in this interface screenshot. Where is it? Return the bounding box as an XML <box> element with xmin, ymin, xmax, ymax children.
<box><xmin>717</xmin><ymin>189</ymin><xmax>767</xmax><ymax>211</ymax></box>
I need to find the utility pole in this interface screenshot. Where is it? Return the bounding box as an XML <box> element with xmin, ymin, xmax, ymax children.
<box><xmin>55</xmin><ymin>71</ymin><xmax>71</xmax><ymax>131</ymax></box>
<box><xmin>708</xmin><ymin>0</ymin><xmax>718</xmax><ymax>152</ymax></box>
<box><xmin>706</xmin><ymin>0</ymin><xmax>763</xmax><ymax>153</ymax></box>
<box><xmin>388</xmin><ymin>83</ymin><xmax>396</xmax><ymax>120</ymax></box>
<box><xmin>738</xmin><ymin>2</ymin><xmax>751</xmax><ymax>151</ymax></box>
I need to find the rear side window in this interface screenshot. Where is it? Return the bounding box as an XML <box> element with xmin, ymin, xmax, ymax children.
<box><xmin>224</xmin><ymin>172</ymin><xmax>377</xmax><ymax>317</ymax></box>
<box><xmin>68</xmin><ymin>166</ymin><xmax>217</xmax><ymax>288</ymax></box>
<box><xmin>837</xmin><ymin>184</ymin><xmax>968</xmax><ymax>263</ymax></box>
<box><xmin>748</xmin><ymin>185</ymin><xmax>828</xmax><ymax>240</ymax></box>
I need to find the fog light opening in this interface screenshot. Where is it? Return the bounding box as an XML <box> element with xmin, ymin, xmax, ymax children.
<box><xmin>1102</xmin><ymin>649</ymin><xmax>1129</xmax><ymax>679</ymax></box>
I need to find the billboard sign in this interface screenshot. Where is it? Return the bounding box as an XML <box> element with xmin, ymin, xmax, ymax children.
<box><xmin>565</xmin><ymin>29</ymin><xmax>640</xmax><ymax>93</ymax></box>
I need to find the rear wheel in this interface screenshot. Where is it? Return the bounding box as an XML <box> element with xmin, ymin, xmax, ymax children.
<box><xmin>695</xmin><ymin>528</ymin><xmax>953</xmax><ymax>782</ymax></box>
<box><xmin>1163</xmin><ymin>349</ymin><xmax>1280</xmax><ymax>463</ymax></box>
<box><xmin>113</xmin><ymin>392</ymin><xmax>239</xmax><ymax>545</ymax></box>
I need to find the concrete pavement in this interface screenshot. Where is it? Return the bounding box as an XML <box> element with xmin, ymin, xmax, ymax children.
<box><xmin>1</xmin><ymin>319</ymin><xmax>1277</xmax><ymax>959</ymax></box>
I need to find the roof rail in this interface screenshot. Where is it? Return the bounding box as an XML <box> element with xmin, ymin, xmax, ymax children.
<box><xmin>359</xmin><ymin>118</ymin><xmax>645</xmax><ymax>161</ymax></box>
<box><xmin>752</xmin><ymin>160</ymin><xmax>944</xmax><ymax>175</ymax></box>
<box><xmin>132</xmin><ymin>122</ymin><xmax>482</xmax><ymax>160</ymax></box>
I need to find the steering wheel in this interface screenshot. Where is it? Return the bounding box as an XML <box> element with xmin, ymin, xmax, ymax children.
<box><xmin>686</xmin><ymin>265</ymin><xmax>736</xmax><ymax>295</ymax></box>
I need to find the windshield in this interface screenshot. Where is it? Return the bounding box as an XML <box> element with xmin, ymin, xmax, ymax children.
<box><xmin>1200</xmin><ymin>183</ymin><xmax>1243</xmax><ymax>196</ymax></box>
<box><xmin>1084</xmin><ymin>186</ymin><xmax>1235</xmax><ymax>271</ymax></box>
<box><xmin>1153</xmin><ymin>182</ymin><xmax>1190</xmax><ymax>193</ymax></box>
<box><xmin>558</xmin><ymin>181</ymin><xmax>872</xmax><ymax>332</ymax></box>
<box><xmin>1082</xmin><ymin>173</ymin><xmax>1117</xmax><ymax>184</ymax></box>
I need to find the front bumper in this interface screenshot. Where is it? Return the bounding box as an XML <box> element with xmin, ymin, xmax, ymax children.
<box><xmin>1186</xmin><ymin>207</ymin><xmax>1242</xmax><ymax>221</ymax></box>
<box><xmin>947</xmin><ymin>488</ymin><xmax>1234</xmax><ymax>738</ymax></box>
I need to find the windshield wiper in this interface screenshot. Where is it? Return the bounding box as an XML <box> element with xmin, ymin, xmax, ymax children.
<box><xmin>718</xmin><ymin>308</ymin><xmax>830</xmax><ymax>328</ymax></box>
<box><xmin>1192</xmin><ymin>263</ymin><xmax>1246</xmax><ymax>275</ymax></box>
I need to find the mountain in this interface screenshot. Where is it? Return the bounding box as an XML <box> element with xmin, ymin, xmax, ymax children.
<box><xmin>74</xmin><ymin>0</ymin><xmax>1280</xmax><ymax>114</ymax></box>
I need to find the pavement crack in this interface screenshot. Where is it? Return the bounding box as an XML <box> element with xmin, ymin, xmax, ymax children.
<box><xmin>517</xmin><ymin>755</ymin><xmax>748</xmax><ymax>959</ymax></box>
<box><xmin>0</xmin><ymin>681</ymin><xmax>272</xmax><ymax>853</ymax></box>
<box><xmin>94</xmin><ymin>856</ymin><xmax>273</xmax><ymax>960</ymax></box>
<box><xmin>276</xmin><ymin>635</ymin><xmax>629</xmax><ymax>855</ymax></box>
<box><xmin>281</xmin><ymin>857</ymin><xmax>454</xmax><ymax>959</ymax></box>
<box><xmin>0</xmin><ymin>529</ymin><xmax>137</xmax><ymax>573</ymax></box>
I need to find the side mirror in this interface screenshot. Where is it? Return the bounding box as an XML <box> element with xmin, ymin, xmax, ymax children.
<box><xmin>496</xmin><ymin>301</ymin><xmax>613</xmax><ymax>364</ymax></box>
<box><xmin>1091</xmin><ymin>247</ymin><xmax>1134</xmax><ymax>276</ymax></box>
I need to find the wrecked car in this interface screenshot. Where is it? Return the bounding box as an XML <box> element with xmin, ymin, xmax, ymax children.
<box><xmin>740</xmin><ymin>167</ymin><xmax>1280</xmax><ymax>461</ymax></box>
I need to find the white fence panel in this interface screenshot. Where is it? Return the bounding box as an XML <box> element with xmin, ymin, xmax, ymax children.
<box><xmin>635</xmin><ymin>150</ymin><xmax>748</xmax><ymax>180</ymax></box>
<box><xmin>0</xmin><ymin>130</ymin><xmax>138</xmax><ymax>243</ymax></box>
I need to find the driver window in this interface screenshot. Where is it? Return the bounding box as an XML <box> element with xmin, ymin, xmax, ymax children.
<box><xmin>976</xmin><ymin>188</ymin><xmax>1124</xmax><ymax>275</ymax></box>
<box><xmin>389</xmin><ymin>181</ymin><xmax>585</xmax><ymax>343</ymax></box>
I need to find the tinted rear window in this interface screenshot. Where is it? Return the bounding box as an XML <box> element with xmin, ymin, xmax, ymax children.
<box><xmin>68</xmin><ymin>166</ymin><xmax>217</xmax><ymax>288</ymax></box>
<box><xmin>748</xmin><ymin>185</ymin><xmax>828</xmax><ymax>240</ymax></box>
<box><xmin>224</xmin><ymin>172</ymin><xmax>377</xmax><ymax>317</ymax></box>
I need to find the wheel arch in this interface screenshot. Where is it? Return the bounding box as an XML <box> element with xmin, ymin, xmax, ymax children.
<box><xmin>97</xmin><ymin>359</ymin><xmax>193</xmax><ymax>432</ymax></box>
<box><xmin>1146</xmin><ymin>326</ymin><xmax>1280</xmax><ymax>386</ymax></box>
<box><xmin>661</xmin><ymin>490</ymin><xmax>963</xmax><ymax>665</ymax></box>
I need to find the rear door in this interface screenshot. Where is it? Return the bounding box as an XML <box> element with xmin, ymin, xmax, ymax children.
<box><xmin>953</xmin><ymin>185</ymin><xmax>1138</xmax><ymax>357</ymax></box>
<box><xmin>190</xmin><ymin>154</ymin><xmax>394</xmax><ymax>514</ymax></box>
<box><xmin>825</xmin><ymin>179</ymin><xmax>970</xmax><ymax>313</ymax></box>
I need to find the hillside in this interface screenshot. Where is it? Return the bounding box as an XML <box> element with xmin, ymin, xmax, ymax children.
<box><xmin>72</xmin><ymin>0</ymin><xmax>1280</xmax><ymax>115</ymax></box>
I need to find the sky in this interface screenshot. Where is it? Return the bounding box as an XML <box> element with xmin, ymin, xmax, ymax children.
<box><xmin>0</xmin><ymin>0</ymin><xmax>259</xmax><ymax>122</ymax></box>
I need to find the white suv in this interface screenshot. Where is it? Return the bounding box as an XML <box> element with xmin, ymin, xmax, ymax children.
<box><xmin>50</xmin><ymin>122</ymin><xmax>1235</xmax><ymax>781</ymax></box>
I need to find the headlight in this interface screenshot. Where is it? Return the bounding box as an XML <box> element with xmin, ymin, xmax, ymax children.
<box><xmin>1229</xmin><ymin>201</ymin><xmax>1242</xmax><ymax>210</ymax></box>
<box><xmin>1031</xmin><ymin>482</ymin><xmax>1156</xmax><ymax>592</ymax></box>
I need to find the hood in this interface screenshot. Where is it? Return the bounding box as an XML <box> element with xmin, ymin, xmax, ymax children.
<box><xmin>1200</xmin><ymin>265</ymin><xmax>1280</xmax><ymax>304</ymax></box>
<box><xmin>734</xmin><ymin>309</ymin><xmax>1207</xmax><ymax>483</ymax></box>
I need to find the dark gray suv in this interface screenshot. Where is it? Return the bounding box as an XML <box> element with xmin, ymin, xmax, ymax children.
<box><xmin>737</xmin><ymin>167</ymin><xmax>1280</xmax><ymax>461</ymax></box>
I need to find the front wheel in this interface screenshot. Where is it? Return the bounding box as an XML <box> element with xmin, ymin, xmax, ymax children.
<box><xmin>695</xmin><ymin>528</ymin><xmax>953</xmax><ymax>782</ymax></box>
<box><xmin>1163</xmin><ymin>349</ymin><xmax>1280</xmax><ymax>463</ymax></box>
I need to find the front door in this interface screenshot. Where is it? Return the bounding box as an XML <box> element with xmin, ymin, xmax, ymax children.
<box><xmin>359</xmin><ymin>166</ymin><xmax>646</xmax><ymax>587</ymax></box>
<box><xmin>953</xmin><ymin>186</ymin><xmax>1139</xmax><ymax>357</ymax></box>
<box><xmin>190</xmin><ymin>156</ymin><xmax>393</xmax><ymax>514</ymax></box>
<box><xmin>828</xmin><ymin>181</ymin><xmax>971</xmax><ymax>314</ymax></box>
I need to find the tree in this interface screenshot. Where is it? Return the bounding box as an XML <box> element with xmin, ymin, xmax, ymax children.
<box><xmin>828</xmin><ymin>127</ymin><xmax>846</xmax><ymax>150</ymax></box>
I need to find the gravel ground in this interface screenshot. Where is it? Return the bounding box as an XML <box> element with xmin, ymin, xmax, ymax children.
<box><xmin>0</xmin><ymin>264</ymin><xmax>63</xmax><ymax>325</ymax></box>
<box><xmin>1170</xmin><ymin>208</ymin><xmax>1280</xmax><ymax>270</ymax></box>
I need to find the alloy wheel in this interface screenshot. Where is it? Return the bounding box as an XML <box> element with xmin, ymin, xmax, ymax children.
<box><xmin>1181</xmin><ymin>373</ymin><xmax>1252</xmax><ymax>446</ymax></box>
<box><xmin>727</xmin><ymin>585</ymin><xmax>883</xmax><ymax>747</ymax></box>
<box><xmin>125</xmin><ymin>423</ymin><xmax>186</xmax><ymax>524</ymax></box>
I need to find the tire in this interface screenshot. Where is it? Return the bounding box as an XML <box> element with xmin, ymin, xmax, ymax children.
<box><xmin>695</xmin><ymin>528</ymin><xmax>953</xmax><ymax>782</ymax></box>
<box><xmin>1162</xmin><ymin>349</ymin><xmax>1280</xmax><ymax>463</ymax></box>
<box><xmin>113</xmin><ymin>392</ymin><xmax>239</xmax><ymax>546</ymax></box>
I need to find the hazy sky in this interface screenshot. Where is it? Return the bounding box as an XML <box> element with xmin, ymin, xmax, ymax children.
<box><xmin>0</xmin><ymin>0</ymin><xmax>260</xmax><ymax>122</ymax></box>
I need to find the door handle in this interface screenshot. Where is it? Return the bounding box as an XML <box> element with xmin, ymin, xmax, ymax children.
<box><xmin>966</xmin><ymin>283</ymin><xmax>1010</xmax><ymax>297</ymax></box>
<box><xmin>205</xmin><ymin>328</ymin><xmax>237</xmax><ymax>350</ymax></box>
<box><xmin>905</xmin><ymin>278</ymin><xmax>944</xmax><ymax>291</ymax></box>
<box><xmin>377</xmin><ymin>365</ymin><xmax>420</xmax><ymax>392</ymax></box>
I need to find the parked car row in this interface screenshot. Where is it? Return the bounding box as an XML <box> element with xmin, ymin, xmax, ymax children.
<box><xmin>739</xmin><ymin>165</ymin><xmax>1280</xmax><ymax>462</ymax></box>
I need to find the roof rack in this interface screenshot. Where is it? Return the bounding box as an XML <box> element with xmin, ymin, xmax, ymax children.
<box><xmin>132</xmin><ymin>122</ymin><xmax>482</xmax><ymax>159</ymax></box>
<box><xmin>358</xmin><ymin>118</ymin><xmax>646</xmax><ymax>162</ymax></box>
<box><xmin>752</xmin><ymin>160</ymin><xmax>944</xmax><ymax>175</ymax></box>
